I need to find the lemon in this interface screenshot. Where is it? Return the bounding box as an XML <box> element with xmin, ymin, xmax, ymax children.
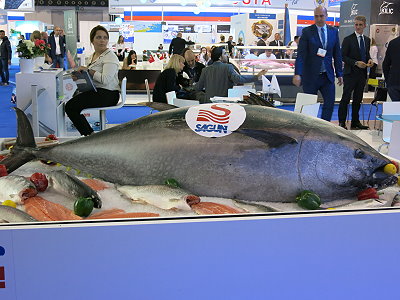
<box><xmin>2</xmin><ymin>200</ymin><xmax>17</xmax><ymax>208</ymax></box>
<box><xmin>384</xmin><ymin>164</ymin><xmax>397</xmax><ymax>175</ymax></box>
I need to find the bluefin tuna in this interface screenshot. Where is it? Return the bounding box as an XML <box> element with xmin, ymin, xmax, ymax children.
<box><xmin>1</xmin><ymin>107</ymin><xmax>397</xmax><ymax>203</ymax></box>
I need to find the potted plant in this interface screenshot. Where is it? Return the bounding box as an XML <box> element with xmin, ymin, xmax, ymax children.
<box><xmin>32</xmin><ymin>39</ymin><xmax>51</xmax><ymax>67</ymax></box>
<box><xmin>16</xmin><ymin>40</ymin><xmax>35</xmax><ymax>73</ymax></box>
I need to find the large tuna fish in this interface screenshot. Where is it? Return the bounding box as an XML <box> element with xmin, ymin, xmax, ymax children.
<box><xmin>1</xmin><ymin>106</ymin><xmax>396</xmax><ymax>203</ymax></box>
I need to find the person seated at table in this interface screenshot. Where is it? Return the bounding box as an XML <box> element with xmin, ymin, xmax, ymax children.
<box><xmin>122</xmin><ymin>50</ymin><xmax>137</xmax><ymax>70</ymax></box>
<box><xmin>198</xmin><ymin>47</ymin><xmax>211</xmax><ymax>65</ymax></box>
<box><xmin>244</xmin><ymin>49</ymin><xmax>259</xmax><ymax>59</ymax></box>
<box><xmin>65</xmin><ymin>25</ymin><xmax>120</xmax><ymax>136</ymax></box>
<box><xmin>258</xmin><ymin>49</ymin><xmax>276</xmax><ymax>59</ymax></box>
<box><xmin>152</xmin><ymin>54</ymin><xmax>185</xmax><ymax>103</ymax></box>
<box><xmin>195</xmin><ymin>47</ymin><xmax>267</xmax><ymax>102</ymax></box>
<box><xmin>182</xmin><ymin>48</ymin><xmax>205</xmax><ymax>83</ymax></box>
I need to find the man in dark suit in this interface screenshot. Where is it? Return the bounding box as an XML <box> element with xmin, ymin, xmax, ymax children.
<box><xmin>48</xmin><ymin>26</ymin><xmax>66</xmax><ymax>69</ymax></box>
<box><xmin>293</xmin><ymin>6</ymin><xmax>343</xmax><ymax>121</ymax></box>
<box><xmin>383</xmin><ymin>36</ymin><xmax>400</xmax><ymax>101</ymax></box>
<box><xmin>257</xmin><ymin>33</ymin><xmax>268</xmax><ymax>46</ymax></box>
<box><xmin>169</xmin><ymin>32</ymin><xmax>193</xmax><ymax>55</ymax></box>
<box><xmin>338</xmin><ymin>16</ymin><xmax>373</xmax><ymax>130</ymax></box>
<box><xmin>269</xmin><ymin>33</ymin><xmax>284</xmax><ymax>59</ymax></box>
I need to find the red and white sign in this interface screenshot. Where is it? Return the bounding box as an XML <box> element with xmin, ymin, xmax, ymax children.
<box><xmin>185</xmin><ymin>103</ymin><xmax>246</xmax><ymax>138</ymax></box>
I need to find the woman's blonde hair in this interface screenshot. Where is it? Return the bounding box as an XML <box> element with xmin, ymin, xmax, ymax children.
<box><xmin>165</xmin><ymin>54</ymin><xmax>185</xmax><ymax>73</ymax></box>
<box><xmin>30</xmin><ymin>30</ymin><xmax>41</xmax><ymax>41</ymax></box>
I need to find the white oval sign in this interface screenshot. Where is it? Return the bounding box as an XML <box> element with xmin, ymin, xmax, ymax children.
<box><xmin>185</xmin><ymin>103</ymin><xmax>246</xmax><ymax>138</ymax></box>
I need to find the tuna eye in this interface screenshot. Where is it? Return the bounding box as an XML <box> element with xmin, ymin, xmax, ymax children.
<box><xmin>354</xmin><ymin>149</ymin><xmax>365</xmax><ymax>159</ymax></box>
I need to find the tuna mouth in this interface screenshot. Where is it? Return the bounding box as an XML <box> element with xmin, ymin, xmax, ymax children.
<box><xmin>369</xmin><ymin>166</ymin><xmax>398</xmax><ymax>189</ymax></box>
<box><xmin>19</xmin><ymin>188</ymin><xmax>38</xmax><ymax>201</ymax></box>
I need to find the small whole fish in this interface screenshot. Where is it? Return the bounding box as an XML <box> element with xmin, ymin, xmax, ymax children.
<box><xmin>48</xmin><ymin>171</ymin><xmax>102</xmax><ymax>208</ymax></box>
<box><xmin>0</xmin><ymin>205</ymin><xmax>37</xmax><ymax>223</ymax></box>
<box><xmin>117</xmin><ymin>185</ymin><xmax>200</xmax><ymax>211</ymax></box>
<box><xmin>0</xmin><ymin>175</ymin><xmax>37</xmax><ymax>203</ymax></box>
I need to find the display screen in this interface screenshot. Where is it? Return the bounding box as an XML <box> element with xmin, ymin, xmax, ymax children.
<box><xmin>217</xmin><ymin>25</ymin><xmax>230</xmax><ymax>33</ymax></box>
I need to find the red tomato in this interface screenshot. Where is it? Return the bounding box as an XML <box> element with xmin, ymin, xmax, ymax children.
<box><xmin>45</xmin><ymin>134</ymin><xmax>58</xmax><ymax>141</ymax></box>
<box><xmin>30</xmin><ymin>173</ymin><xmax>48</xmax><ymax>192</ymax></box>
<box><xmin>0</xmin><ymin>155</ymin><xmax>6</xmax><ymax>161</ymax></box>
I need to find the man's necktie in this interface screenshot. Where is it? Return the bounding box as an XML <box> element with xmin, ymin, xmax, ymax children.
<box><xmin>320</xmin><ymin>27</ymin><xmax>326</xmax><ymax>73</ymax></box>
<box><xmin>359</xmin><ymin>35</ymin><xmax>366</xmax><ymax>62</ymax></box>
<box><xmin>321</xmin><ymin>27</ymin><xmax>326</xmax><ymax>49</ymax></box>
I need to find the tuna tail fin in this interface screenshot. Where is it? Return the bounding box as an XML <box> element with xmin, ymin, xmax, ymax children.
<box><xmin>0</xmin><ymin>108</ymin><xmax>37</xmax><ymax>175</ymax></box>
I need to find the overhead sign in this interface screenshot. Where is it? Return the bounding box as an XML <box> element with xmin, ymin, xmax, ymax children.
<box><xmin>110</xmin><ymin>0</ymin><xmax>336</xmax><ymax>10</ymax></box>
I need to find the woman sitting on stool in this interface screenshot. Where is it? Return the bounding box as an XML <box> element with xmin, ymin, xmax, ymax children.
<box><xmin>66</xmin><ymin>25</ymin><xmax>120</xmax><ymax>136</ymax></box>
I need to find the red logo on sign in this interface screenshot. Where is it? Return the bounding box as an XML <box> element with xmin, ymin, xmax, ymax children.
<box><xmin>197</xmin><ymin>104</ymin><xmax>231</xmax><ymax>124</ymax></box>
<box><xmin>0</xmin><ymin>266</ymin><xmax>5</xmax><ymax>288</ymax></box>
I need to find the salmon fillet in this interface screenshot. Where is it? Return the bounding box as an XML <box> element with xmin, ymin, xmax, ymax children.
<box><xmin>87</xmin><ymin>209</ymin><xmax>125</xmax><ymax>219</ymax></box>
<box><xmin>24</xmin><ymin>196</ymin><xmax>82</xmax><ymax>221</ymax></box>
<box><xmin>81</xmin><ymin>179</ymin><xmax>109</xmax><ymax>191</ymax></box>
<box><xmin>191</xmin><ymin>202</ymin><xmax>246</xmax><ymax>215</ymax></box>
<box><xmin>88</xmin><ymin>211</ymin><xmax>159</xmax><ymax>220</ymax></box>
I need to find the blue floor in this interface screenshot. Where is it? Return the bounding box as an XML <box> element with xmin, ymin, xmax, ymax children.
<box><xmin>0</xmin><ymin>65</ymin><xmax>382</xmax><ymax>138</ymax></box>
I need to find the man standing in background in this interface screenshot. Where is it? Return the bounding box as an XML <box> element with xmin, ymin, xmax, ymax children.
<box><xmin>227</xmin><ymin>35</ymin><xmax>234</xmax><ymax>57</ymax></box>
<box><xmin>383</xmin><ymin>36</ymin><xmax>400</xmax><ymax>101</ymax></box>
<box><xmin>338</xmin><ymin>15</ymin><xmax>372</xmax><ymax>130</ymax></box>
<box><xmin>48</xmin><ymin>26</ymin><xmax>66</xmax><ymax>69</ymax></box>
<box><xmin>169</xmin><ymin>32</ymin><xmax>191</xmax><ymax>55</ymax></box>
<box><xmin>257</xmin><ymin>33</ymin><xmax>268</xmax><ymax>46</ymax></box>
<box><xmin>293</xmin><ymin>5</ymin><xmax>343</xmax><ymax>121</ymax></box>
<box><xmin>0</xmin><ymin>30</ymin><xmax>12</xmax><ymax>86</ymax></box>
<box><xmin>269</xmin><ymin>33</ymin><xmax>284</xmax><ymax>59</ymax></box>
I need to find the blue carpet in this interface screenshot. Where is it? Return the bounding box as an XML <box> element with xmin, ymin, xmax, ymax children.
<box><xmin>0</xmin><ymin>65</ymin><xmax>382</xmax><ymax>137</ymax></box>
<box><xmin>0</xmin><ymin>65</ymin><xmax>18</xmax><ymax>138</ymax></box>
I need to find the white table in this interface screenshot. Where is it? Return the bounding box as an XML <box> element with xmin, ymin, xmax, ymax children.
<box><xmin>16</xmin><ymin>69</ymin><xmax>65</xmax><ymax>137</ymax></box>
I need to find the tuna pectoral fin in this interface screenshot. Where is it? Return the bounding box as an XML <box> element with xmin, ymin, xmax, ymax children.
<box><xmin>235</xmin><ymin>129</ymin><xmax>297</xmax><ymax>148</ymax></box>
<box><xmin>0</xmin><ymin>108</ymin><xmax>37</xmax><ymax>175</ymax></box>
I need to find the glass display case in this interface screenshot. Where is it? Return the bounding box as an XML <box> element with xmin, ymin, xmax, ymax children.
<box><xmin>232</xmin><ymin>45</ymin><xmax>297</xmax><ymax>76</ymax></box>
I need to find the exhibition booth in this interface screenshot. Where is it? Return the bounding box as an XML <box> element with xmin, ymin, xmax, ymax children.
<box><xmin>1</xmin><ymin>0</ymin><xmax>400</xmax><ymax>298</ymax></box>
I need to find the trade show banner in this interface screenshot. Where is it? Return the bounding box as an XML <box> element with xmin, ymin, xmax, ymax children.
<box><xmin>370</xmin><ymin>0</ymin><xmax>400</xmax><ymax>25</ymax></box>
<box><xmin>231</xmin><ymin>13</ymin><xmax>277</xmax><ymax>46</ymax></box>
<box><xmin>64</xmin><ymin>10</ymin><xmax>78</xmax><ymax>69</ymax></box>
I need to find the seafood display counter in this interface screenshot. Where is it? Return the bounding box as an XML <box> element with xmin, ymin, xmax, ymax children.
<box><xmin>2</xmin><ymin>102</ymin><xmax>400</xmax><ymax>298</ymax></box>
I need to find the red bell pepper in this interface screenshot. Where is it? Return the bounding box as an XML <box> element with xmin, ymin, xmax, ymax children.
<box><xmin>357</xmin><ymin>188</ymin><xmax>379</xmax><ymax>200</ymax></box>
<box><xmin>0</xmin><ymin>164</ymin><xmax>8</xmax><ymax>177</ymax></box>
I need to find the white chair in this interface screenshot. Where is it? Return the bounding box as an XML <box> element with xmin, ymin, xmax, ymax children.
<box><xmin>388</xmin><ymin>121</ymin><xmax>400</xmax><ymax>160</ymax></box>
<box><xmin>300</xmin><ymin>103</ymin><xmax>320</xmax><ymax>118</ymax></box>
<box><xmin>82</xmin><ymin>77</ymin><xmax>127</xmax><ymax>131</ymax></box>
<box><xmin>166</xmin><ymin>91</ymin><xmax>176</xmax><ymax>105</ymax></box>
<box><xmin>145</xmin><ymin>79</ymin><xmax>152</xmax><ymax>102</ymax></box>
<box><xmin>165</xmin><ymin>91</ymin><xmax>199</xmax><ymax>107</ymax></box>
<box><xmin>294</xmin><ymin>93</ymin><xmax>318</xmax><ymax>113</ymax></box>
<box><xmin>380</xmin><ymin>102</ymin><xmax>400</xmax><ymax>145</ymax></box>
